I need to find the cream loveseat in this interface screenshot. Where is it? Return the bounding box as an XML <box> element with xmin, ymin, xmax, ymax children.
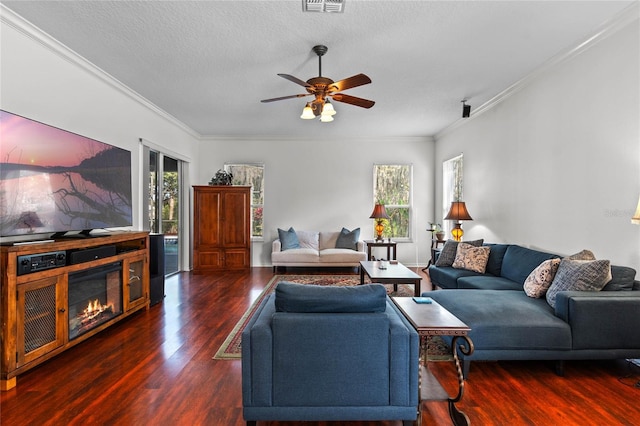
<box><xmin>272</xmin><ymin>228</ymin><xmax>367</xmax><ymax>271</ymax></box>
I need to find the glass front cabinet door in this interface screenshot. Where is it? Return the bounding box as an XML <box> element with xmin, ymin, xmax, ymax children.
<box><xmin>123</xmin><ymin>255</ymin><xmax>149</xmax><ymax>312</ymax></box>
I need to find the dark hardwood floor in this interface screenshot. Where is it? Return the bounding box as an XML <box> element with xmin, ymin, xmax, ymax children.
<box><xmin>1</xmin><ymin>267</ymin><xmax>639</xmax><ymax>425</ymax></box>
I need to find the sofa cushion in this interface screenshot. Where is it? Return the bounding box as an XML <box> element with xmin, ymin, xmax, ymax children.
<box><xmin>523</xmin><ymin>258</ymin><xmax>561</xmax><ymax>298</ymax></box>
<box><xmin>435</xmin><ymin>239</ymin><xmax>484</xmax><ymax>267</ymax></box>
<box><xmin>319</xmin><ymin>248</ymin><xmax>367</xmax><ymax>263</ymax></box>
<box><xmin>457</xmin><ymin>275</ymin><xmax>523</xmax><ymax>290</ymax></box>
<box><xmin>452</xmin><ymin>243</ymin><xmax>491</xmax><ymax>273</ymax></box>
<box><xmin>296</xmin><ymin>230</ymin><xmax>319</xmax><ymax>251</ymax></box>
<box><xmin>278</xmin><ymin>227</ymin><xmax>300</xmax><ymax>250</ymax></box>
<box><xmin>271</xmin><ymin>248</ymin><xmax>320</xmax><ymax>263</ymax></box>
<box><xmin>428</xmin><ymin>266</ymin><xmax>483</xmax><ymax>289</ymax></box>
<box><xmin>274</xmin><ymin>282</ymin><xmax>387</xmax><ymax>313</ymax></box>
<box><xmin>319</xmin><ymin>231</ymin><xmax>340</xmax><ymax>250</ymax></box>
<box><xmin>500</xmin><ymin>245</ymin><xmax>559</xmax><ymax>285</ymax></box>
<box><xmin>335</xmin><ymin>227</ymin><xmax>360</xmax><ymax>250</ymax></box>
<box><xmin>603</xmin><ymin>265</ymin><xmax>637</xmax><ymax>291</ymax></box>
<box><xmin>546</xmin><ymin>259</ymin><xmax>611</xmax><ymax>308</ymax></box>
<box><xmin>484</xmin><ymin>243</ymin><xmax>510</xmax><ymax>276</ymax></box>
<box><xmin>428</xmin><ymin>290</ymin><xmax>571</xmax><ymax>351</ymax></box>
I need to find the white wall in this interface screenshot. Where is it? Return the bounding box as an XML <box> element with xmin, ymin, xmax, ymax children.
<box><xmin>435</xmin><ymin>17</ymin><xmax>640</xmax><ymax>272</ymax></box>
<box><xmin>198</xmin><ymin>136</ymin><xmax>435</xmax><ymax>267</ymax></box>
<box><xmin>1</xmin><ymin>10</ymin><xmax>200</xmax><ymax>268</ymax></box>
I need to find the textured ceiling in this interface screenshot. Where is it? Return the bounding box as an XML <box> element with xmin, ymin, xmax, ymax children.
<box><xmin>1</xmin><ymin>0</ymin><xmax>636</xmax><ymax>139</ymax></box>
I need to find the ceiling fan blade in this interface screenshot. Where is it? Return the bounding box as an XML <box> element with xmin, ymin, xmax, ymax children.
<box><xmin>278</xmin><ymin>74</ymin><xmax>312</xmax><ymax>88</ymax></box>
<box><xmin>329</xmin><ymin>74</ymin><xmax>372</xmax><ymax>92</ymax></box>
<box><xmin>331</xmin><ymin>93</ymin><xmax>375</xmax><ymax>109</ymax></box>
<box><xmin>261</xmin><ymin>93</ymin><xmax>311</xmax><ymax>103</ymax></box>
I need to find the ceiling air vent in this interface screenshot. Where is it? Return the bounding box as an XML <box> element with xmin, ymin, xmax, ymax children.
<box><xmin>303</xmin><ymin>0</ymin><xmax>345</xmax><ymax>13</ymax></box>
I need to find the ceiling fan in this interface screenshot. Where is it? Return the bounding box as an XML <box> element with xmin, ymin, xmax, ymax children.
<box><xmin>260</xmin><ymin>45</ymin><xmax>375</xmax><ymax>122</ymax></box>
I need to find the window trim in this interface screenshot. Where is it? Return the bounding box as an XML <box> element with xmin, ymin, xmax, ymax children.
<box><xmin>373</xmin><ymin>163</ymin><xmax>413</xmax><ymax>242</ymax></box>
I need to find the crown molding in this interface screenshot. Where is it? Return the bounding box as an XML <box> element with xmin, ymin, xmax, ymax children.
<box><xmin>0</xmin><ymin>5</ymin><xmax>201</xmax><ymax>139</ymax></box>
<box><xmin>435</xmin><ymin>2</ymin><xmax>640</xmax><ymax>140</ymax></box>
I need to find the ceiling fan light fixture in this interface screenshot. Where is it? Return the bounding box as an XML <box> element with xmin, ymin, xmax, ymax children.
<box><xmin>321</xmin><ymin>99</ymin><xmax>337</xmax><ymax>116</ymax></box>
<box><xmin>300</xmin><ymin>103</ymin><xmax>315</xmax><ymax>119</ymax></box>
<box><xmin>320</xmin><ymin>113</ymin><xmax>334</xmax><ymax>122</ymax></box>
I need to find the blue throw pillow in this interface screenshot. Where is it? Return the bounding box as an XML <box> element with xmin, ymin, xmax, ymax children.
<box><xmin>278</xmin><ymin>227</ymin><xmax>300</xmax><ymax>250</ymax></box>
<box><xmin>335</xmin><ymin>227</ymin><xmax>360</xmax><ymax>250</ymax></box>
<box><xmin>274</xmin><ymin>282</ymin><xmax>387</xmax><ymax>313</ymax></box>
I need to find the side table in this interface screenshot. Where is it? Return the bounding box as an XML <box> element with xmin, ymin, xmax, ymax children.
<box><xmin>422</xmin><ymin>239</ymin><xmax>445</xmax><ymax>271</ymax></box>
<box><xmin>364</xmin><ymin>239</ymin><xmax>397</xmax><ymax>261</ymax></box>
<box><xmin>430</xmin><ymin>239</ymin><xmax>445</xmax><ymax>265</ymax></box>
<box><xmin>391</xmin><ymin>296</ymin><xmax>474</xmax><ymax>426</ymax></box>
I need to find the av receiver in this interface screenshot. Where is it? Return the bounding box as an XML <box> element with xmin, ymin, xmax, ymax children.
<box><xmin>17</xmin><ymin>251</ymin><xmax>67</xmax><ymax>276</ymax></box>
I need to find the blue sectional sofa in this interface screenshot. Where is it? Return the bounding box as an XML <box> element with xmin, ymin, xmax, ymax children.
<box><xmin>242</xmin><ymin>283</ymin><xmax>419</xmax><ymax>425</ymax></box>
<box><xmin>427</xmin><ymin>243</ymin><xmax>640</xmax><ymax>377</ymax></box>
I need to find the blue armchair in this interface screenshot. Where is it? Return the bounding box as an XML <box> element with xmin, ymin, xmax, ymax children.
<box><xmin>242</xmin><ymin>282</ymin><xmax>419</xmax><ymax>425</ymax></box>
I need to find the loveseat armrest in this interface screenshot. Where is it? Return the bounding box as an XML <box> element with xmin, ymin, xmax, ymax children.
<box><xmin>272</xmin><ymin>239</ymin><xmax>282</xmax><ymax>253</ymax></box>
<box><xmin>555</xmin><ymin>290</ymin><xmax>640</xmax><ymax>350</ymax></box>
<box><xmin>356</xmin><ymin>240</ymin><xmax>365</xmax><ymax>252</ymax></box>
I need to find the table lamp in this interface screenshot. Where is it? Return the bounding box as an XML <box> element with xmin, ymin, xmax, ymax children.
<box><xmin>369</xmin><ymin>204</ymin><xmax>390</xmax><ymax>241</ymax></box>
<box><xmin>444</xmin><ymin>201</ymin><xmax>473</xmax><ymax>241</ymax></box>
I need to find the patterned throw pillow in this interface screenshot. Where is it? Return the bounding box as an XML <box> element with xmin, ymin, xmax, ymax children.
<box><xmin>523</xmin><ymin>258</ymin><xmax>561</xmax><ymax>298</ymax></box>
<box><xmin>435</xmin><ymin>239</ymin><xmax>484</xmax><ymax>267</ymax></box>
<box><xmin>545</xmin><ymin>258</ymin><xmax>611</xmax><ymax>308</ymax></box>
<box><xmin>566</xmin><ymin>249</ymin><xmax>612</xmax><ymax>282</ymax></box>
<box><xmin>566</xmin><ymin>249</ymin><xmax>596</xmax><ymax>260</ymax></box>
<box><xmin>452</xmin><ymin>243</ymin><xmax>491</xmax><ymax>273</ymax></box>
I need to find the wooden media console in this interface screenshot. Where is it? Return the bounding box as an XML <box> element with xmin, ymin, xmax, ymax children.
<box><xmin>0</xmin><ymin>231</ymin><xmax>150</xmax><ymax>390</ymax></box>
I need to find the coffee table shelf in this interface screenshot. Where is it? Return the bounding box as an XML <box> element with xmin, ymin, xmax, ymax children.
<box><xmin>391</xmin><ymin>296</ymin><xmax>474</xmax><ymax>426</ymax></box>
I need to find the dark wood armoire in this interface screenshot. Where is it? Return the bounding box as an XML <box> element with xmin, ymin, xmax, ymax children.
<box><xmin>192</xmin><ymin>185</ymin><xmax>251</xmax><ymax>273</ymax></box>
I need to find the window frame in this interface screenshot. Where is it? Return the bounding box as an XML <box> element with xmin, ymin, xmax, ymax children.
<box><xmin>372</xmin><ymin>163</ymin><xmax>413</xmax><ymax>242</ymax></box>
<box><xmin>224</xmin><ymin>163</ymin><xmax>265</xmax><ymax>241</ymax></box>
<box><xmin>442</xmin><ymin>154</ymin><xmax>464</xmax><ymax>237</ymax></box>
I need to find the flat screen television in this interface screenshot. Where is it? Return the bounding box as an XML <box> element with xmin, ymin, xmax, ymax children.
<box><xmin>0</xmin><ymin>110</ymin><xmax>133</xmax><ymax>239</ymax></box>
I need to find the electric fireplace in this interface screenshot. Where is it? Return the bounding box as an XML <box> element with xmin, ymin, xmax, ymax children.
<box><xmin>68</xmin><ymin>263</ymin><xmax>123</xmax><ymax>340</ymax></box>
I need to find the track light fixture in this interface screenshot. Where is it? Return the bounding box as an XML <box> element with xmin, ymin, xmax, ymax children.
<box><xmin>462</xmin><ymin>99</ymin><xmax>471</xmax><ymax>118</ymax></box>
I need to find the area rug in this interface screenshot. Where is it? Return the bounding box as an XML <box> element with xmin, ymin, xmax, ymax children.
<box><xmin>214</xmin><ymin>274</ymin><xmax>452</xmax><ymax>361</ymax></box>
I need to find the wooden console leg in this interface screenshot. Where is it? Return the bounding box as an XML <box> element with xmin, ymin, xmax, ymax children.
<box><xmin>1</xmin><ymin>377</ymin><xmax>17</xmax><ymax>391</ymax></box>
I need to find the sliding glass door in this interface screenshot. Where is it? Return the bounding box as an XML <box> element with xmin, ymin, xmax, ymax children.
<box><xmin>145</xmin><ymin>148</ymin><xmax>184</xmax><ymax>275</ymax></box>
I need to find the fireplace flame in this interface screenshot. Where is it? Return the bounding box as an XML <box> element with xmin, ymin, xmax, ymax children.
<box><xmin>82</xmin><ymin>299</ymin><xmax>114</xmax><ymax>324</ymax></box>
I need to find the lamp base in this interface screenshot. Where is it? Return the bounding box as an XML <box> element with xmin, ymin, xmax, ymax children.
<box><xmin>451</xmin><ymin>223</ymin><xmax>463</xmax><ymax>242</ymax></box>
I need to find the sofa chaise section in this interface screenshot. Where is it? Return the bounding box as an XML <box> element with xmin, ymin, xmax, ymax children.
<box><xmin>427</xmin><ymin>242</ymin><xmax>640</xmax><ymax>377</ymax></box>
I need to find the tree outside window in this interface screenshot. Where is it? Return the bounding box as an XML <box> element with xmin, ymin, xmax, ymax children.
<box><xmin>224</xmin><ymin>163</ymin><xmax>264</xmax><ymax>239</ymax></box>
<box><xmin>373</xmin><ymin>164</ymin><xmax>412</xmax><ymax>239</ymax></box>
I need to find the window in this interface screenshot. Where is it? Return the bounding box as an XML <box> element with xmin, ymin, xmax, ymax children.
<box><xmin>224</xmin><ymin>163</ymin><xmax>265</xmax><ymax>239</ymax></box>
<box><xmin>373</xmin><ymin>164</ymin><xmax>412</xmax><ymax>240</ymax></box>
<box><xmin>442</xmin><ymin>154</ymin><xmax>464</xmax><ymax>236</ymax></box>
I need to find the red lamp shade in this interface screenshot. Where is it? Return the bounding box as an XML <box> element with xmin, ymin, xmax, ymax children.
<box><xmin>444</xmin><ymin>201</ymin><xmax>473</xmax><ymax>241</ymax></box>
<box><xmin>369</xmin><ymin>204</ymin><xmax>391</xmax><ymax>220</ymax></box>
<box><xmin>444</xmin><ymin>201</ymin><xmax>473</xmax><ymax>221</ymax></box>
<box><xmin>370</xmin><ymin>204</ymin><xmax>390</xmax><ymax>241</ymax></box>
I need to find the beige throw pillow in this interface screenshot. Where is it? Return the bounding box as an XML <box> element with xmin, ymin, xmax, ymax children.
<box><xmin>523</xmin><ymin>258</ymin><xmax>561</xmax><ymax>298</ymax></box>
<box><xmin>452</xmin><ymin>243</ymin><xmax>491</xmax><ymax>274</ymax></box>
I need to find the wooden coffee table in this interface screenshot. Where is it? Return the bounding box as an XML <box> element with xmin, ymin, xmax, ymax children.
<box><xmin>359</xmin><ymin>260</ymin><xmax>421</xmax><ymax>296</ymax></box>
<box><xmin>391</xmin><ymin>296</ymin><xmax>474</xmax><ymax>426</ymax></box>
